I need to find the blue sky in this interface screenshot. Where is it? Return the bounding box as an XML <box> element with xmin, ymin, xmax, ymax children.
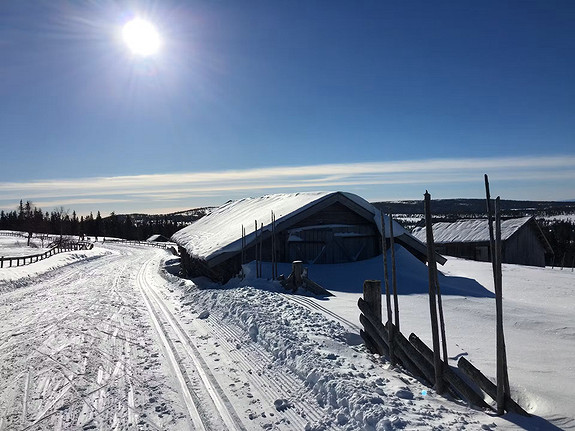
<box><xmin>1</xmin><ymin>1</ymin><xmax>574</xmax><ymax>215</ymax></box>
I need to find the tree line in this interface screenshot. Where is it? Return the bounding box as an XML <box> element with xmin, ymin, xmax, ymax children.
<box><xmin>0</xmin><ymin>200</ymin><xmax>186</xmax><ymax>241</ymax></box>
<box><xmin>539</xmin><ymin>219</ymin><xmax>575</xmax><ymax>268</ymax></box>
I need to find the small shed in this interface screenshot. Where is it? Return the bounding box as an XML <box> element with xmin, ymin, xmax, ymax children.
<box><xmin>172</xmin><ymin>191</ymin><xmax>441</xmax><ymax>282</ymax></box>
<box><xmin>412</xmin><ymin>216</ymin><xmax>553</xmax><ymax>267</ymax></box>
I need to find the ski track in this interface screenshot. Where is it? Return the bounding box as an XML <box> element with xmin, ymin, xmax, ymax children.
<box><xmin>279</xmin><ymin>293</ymin><xmax>362</xmax><ymax>333</ymax></box>
<box><xmin>0</xmin><ymin>245</ymin><xmax>191</xmax><ymax>430</ymax></box>
<box><xmin>197</xmin><ymin>313</ymin><xmax>336</xmax><ymax>429</ymax></box>
<box><xmin>2</xmin><ymin>244</ymin><xmax>342</xmax><ymax>431</ymax></box>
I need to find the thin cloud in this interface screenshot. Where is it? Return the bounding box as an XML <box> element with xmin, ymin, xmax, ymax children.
<box><xmin>1</xmin><ymin>155</ymin><xmax>574</xmax><ymax>211</ymax></box>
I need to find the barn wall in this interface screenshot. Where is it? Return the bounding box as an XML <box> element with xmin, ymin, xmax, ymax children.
<box><xmin>503</xmin><ymin>225</ymin><xmax>546</xmax><ymax>267</ymax></box>
<box><xmin>290</xmin><ymin>202</ymin><xmax>372</xmax><ymax>228</ymax></box>
<box><xmin>436</xmin><ymin>242</ymin><xmax>490</xmax><ymax>261</ymax></box>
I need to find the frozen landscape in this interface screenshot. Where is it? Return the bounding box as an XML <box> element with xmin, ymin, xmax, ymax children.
<box><xmin>1</xmin><ymin>234</ymin><xmax>573</xmax><ymax>430</ymax></box>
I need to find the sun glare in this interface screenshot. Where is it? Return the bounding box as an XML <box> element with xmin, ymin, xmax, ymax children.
<box><xmin>122</xmin><ymin>18</ymin><xmax>161</xmax><ymax>57</ymax></box>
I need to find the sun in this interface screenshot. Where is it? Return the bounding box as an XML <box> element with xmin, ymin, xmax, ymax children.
<box><xmin>122</xmin><ymin>18</ymin><xmax>161</xmax><ymax>57</ymax></box>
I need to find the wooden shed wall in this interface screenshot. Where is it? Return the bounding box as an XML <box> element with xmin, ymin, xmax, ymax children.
<box><xmin>503</xmin><ymin>225</ymin><xmax>546</xmax><ymax>267</ymax></box>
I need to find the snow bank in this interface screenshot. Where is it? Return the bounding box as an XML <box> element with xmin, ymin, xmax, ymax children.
<box><xmin>0</xmin><ymin>246</ymin><xmax>113</xmax><ymax>292</ymax></box>
<box><xmin>181</xmin><ymin>282</ymin><xmax>488</xmax><ymax>430</ymax></box>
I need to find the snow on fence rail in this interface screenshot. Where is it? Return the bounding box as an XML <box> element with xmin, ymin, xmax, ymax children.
<box><xmin>0</xmin><ymin>231</ymin><xmax>27</xmax><ymax>238</ymax></box>
<box><xmin>0</xmin><ymin>242</ymin><xmax>94</xmax><ymax>269</ymax></box>
<box><xmin>104</xmin><ymin>238</ymin><xmax>174</xmax><ymax>249</ymax></box>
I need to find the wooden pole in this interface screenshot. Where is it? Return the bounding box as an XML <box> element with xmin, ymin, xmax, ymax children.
<box><xmin>241</xmin><ymin>225</ymin><xmax>246</xmax><ymax>279</ymax></box>
<box><xmin>270</xmin><ymin>211</ymin><xmax>275</xmax><ymax>280</ymax></box>
<box><xmin>259</xmin><ymin>222</ymin><xmax>264</xmax><ymax>278</ymax></box>
<box><xmin>495</xmin><ymin>196</ymin><xmax>510</xmax><ymax>414</ymax></box>
<box><xmin>275</xmin><ymin>212</ymin><xmax>278</xmax><ymax>279</ymax></box>
<box><xmin>254</xmin><ymin>220</ymin><xmax>259</xmax><ymax>278</ymax></box>
<box><xmin>388</xmin><ymin>213</ymin><xmax>400</xmax><ymax>332</ymax></box>
<box><xmin>424</xmin><ymin>191</ymin><xmax>444</xmax><ymax>394</ymax></box>
<box><xmin>484</xmin><ymin>174</ymin><xmax>498</xmax><ymax>278</ymax></box>
<box><xmin>380</xmin><ymin>213</ymin><xmax>395</xmax><ymax>365</ymax></box>
<box><xmin>436</xmin><ymin>274</ymin><xmax>449</xmax><ymax>364</ymax></box>
<box><xmin>272</xmin><ymin>211</ymin><xmax>277</xmax><ymax>279</ymax></box>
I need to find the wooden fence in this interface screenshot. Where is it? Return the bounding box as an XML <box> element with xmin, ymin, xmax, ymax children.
<box><xmin>0</xmin><ymin>231</ymin><xmax>27</xmax><ymax>238</ymax></box>
<box><xmin>0</xmin><ymin>242</ymin><xmax>94</xmax><ymax>269</ymax></box>
<box><xmin>103</xmin><ymin>239</ymin><xmax>174</xmax><ymax>249</ymax></box>
<box><xmin>359</xmin><ymin>187</ymin><xmax>530</xmax><ymax>416</ymax></box>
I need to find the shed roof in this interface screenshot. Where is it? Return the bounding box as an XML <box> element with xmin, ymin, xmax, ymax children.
<box><xmin>171</xmin><ymin>191</ymin><xmax>435</xmax><ymax>266</ymax></box>
<box><xmin>412</xmin><ymin>216</ymin><xmax>538</xmax><ymax>244</ymax></box>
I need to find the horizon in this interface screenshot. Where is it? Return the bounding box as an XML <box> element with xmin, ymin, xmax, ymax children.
<box><xmin>1</xmin><ymin>1</ymin><xmax>574</xmax><ymax>216</ymax></box>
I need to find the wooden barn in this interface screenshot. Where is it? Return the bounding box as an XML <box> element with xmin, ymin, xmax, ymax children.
<box><xmin>171</xmin><ymin>191</ymin><xmax>440</xmax><ymax>283</ymax></box>
<box><xmin>412</xmin><ymin>216</ymin><xmax>553</xmax><ymax>267</ymax></box>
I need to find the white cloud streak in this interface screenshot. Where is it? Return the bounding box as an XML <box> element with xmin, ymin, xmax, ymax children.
<box><xmin>1</xmin><ymin>155</ymin><xmax>574</xmax><ymax>211</ymax></box>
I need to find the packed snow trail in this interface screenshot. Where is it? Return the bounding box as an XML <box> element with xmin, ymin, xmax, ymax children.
<box><xmin>0</xmin><ymin>244</ymin><xmax>339</xmax><ymax>430</ymax></box>
<box><xmin>0</xmin><ymin>246</ymin><xmax>193</xmax><ymax>430</ymax></box>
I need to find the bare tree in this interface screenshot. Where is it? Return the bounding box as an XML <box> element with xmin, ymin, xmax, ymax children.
<box><xmin>54</xmin><ymin>206</ymin><xmax>70</xmax><ymax>240</ymax></box>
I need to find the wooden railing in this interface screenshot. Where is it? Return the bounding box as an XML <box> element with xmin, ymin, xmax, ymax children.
<box><xmin>0</xmin><ymin>242</ymin><xmax>94</xmax><ymax>269</ymax></box>
<box><xmin>103</xmin><ymin>239</ymin><xmax>174</xmax><ymax>249</ymax></box>
<box><xmin>0</xmin><ymin>231</ymin><xmax>27</xmax><ymax>238</ymax></box>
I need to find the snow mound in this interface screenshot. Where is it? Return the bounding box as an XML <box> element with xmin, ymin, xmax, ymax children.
<box><xmin>182</xmin><ymin>284</ymin><xmax>486</xmax><ymax>430</ymax></box>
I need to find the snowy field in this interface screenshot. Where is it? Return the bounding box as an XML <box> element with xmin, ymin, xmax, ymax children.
<box><xmin>0</xmin><ymin>236</ymin><xmax>573</xmax><ymax>430</ymax></box>
<box><xmin>0</xmin><ymin>235</ymin><xmax>51</xmax><ymax>258</ymax></box>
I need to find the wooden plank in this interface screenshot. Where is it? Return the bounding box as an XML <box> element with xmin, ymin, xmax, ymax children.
<box><xmin>393</xmin><ymin>330</ymin><xmax>435</xmax><ymax>385</ymax></box>
<box><xmin>362</xmin><ymin>280</ymin><xmax>382</xmax><ymax>322</ymax></box>
<box><xmin>359</xmin><ymin>314</ymin><xmax>389</xmax><ymax>356</ymax></box>
<box><xmin>458</xmin><ymin>357</ymin><xmax>530</xmax><ymax>416</ymax></box>
<box><xmin>494</xmin><ymin>197</ymin><xmax>511</xmax><ymax>414</ymax></box>
<box><xmin>388</xmin><ymin>213</ymin><xmax>400</xmax><ymax>332</ymax></box>
<box><xmin>358</xmin><ymin>298</ymin><xmax>432</xmax><ymax>384</ymax></box>
<box><xmin>409</xmin><ymin>334</ymin><xmax>492</xmax><ymax>410</ymax></box>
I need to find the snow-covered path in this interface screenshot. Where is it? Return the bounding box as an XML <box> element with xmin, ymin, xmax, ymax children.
<box><xmin>0</xmin><ymin>246</ymin><xmax>190</xmax><ymax>430</ymax></box>
<box><xmin>0</xmin><ymin>245</ymin><xmax>343</xmax><ymax>430</ymax></box>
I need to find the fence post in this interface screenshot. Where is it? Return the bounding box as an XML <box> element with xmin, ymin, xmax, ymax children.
<box><xmin>0</xmin><ymin>257</ymin><xmax>3</xmax><ymax>268</ymax></box>
<box><xmin>292</xmin><ymin>261</ymin><xmax>304</xmax><ymax>287</ymax></box>
<box><xmin>360</xmin><ymin>280</ymin><xmax>385</xmax><ymax>356</ymax></box>
<box><xmin>363</xmin><ymin>280</ymin><xmax>382</xmax><ymax>323</ymax></box>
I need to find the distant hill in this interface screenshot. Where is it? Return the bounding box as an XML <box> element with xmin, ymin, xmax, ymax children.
<box><xmin>372</xmin><ymin>199</ymin><xmax>575</xmax><ymax>218</ymax></box>
<box><xmin>108</xmin><ymin>207</ymin><xmax>213</xmax><ymax>225</ymax></box>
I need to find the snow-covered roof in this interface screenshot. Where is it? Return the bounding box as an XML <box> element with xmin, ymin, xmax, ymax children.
<box><xmin>172</xmin><ymin>191</ymin><xmax>413</xmax><ymax>264</ymax></box>
<box><xmin>412</xmin><ymin>216</ymin><xmax>533</xmax><ymax>244</ymax></box>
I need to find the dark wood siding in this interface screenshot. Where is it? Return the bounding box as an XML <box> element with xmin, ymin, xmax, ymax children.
<box><xmin>503</xmin><ymin>225</ymin><xmax>546</xmax><ymax>267</ymax></box>
<box><xmin>286</xmin><ymin>224</ymin><xmax>378</xmax><ymax>264</ymax></box>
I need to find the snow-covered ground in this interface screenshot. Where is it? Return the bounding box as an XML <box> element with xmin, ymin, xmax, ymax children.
<box><xmin>0</xmin><ymin>235</ymin><xmax>51</xmax><ymax>257</ymax></box>
<box><xmin>1</xmin><ymin>235</ymin><xmax>572</xmax><ymax>430</ymax></box>
<box><xmin>542</xmin><ymin>214</ymin><xmax>575</xmax><ymax>223</ymax></box>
